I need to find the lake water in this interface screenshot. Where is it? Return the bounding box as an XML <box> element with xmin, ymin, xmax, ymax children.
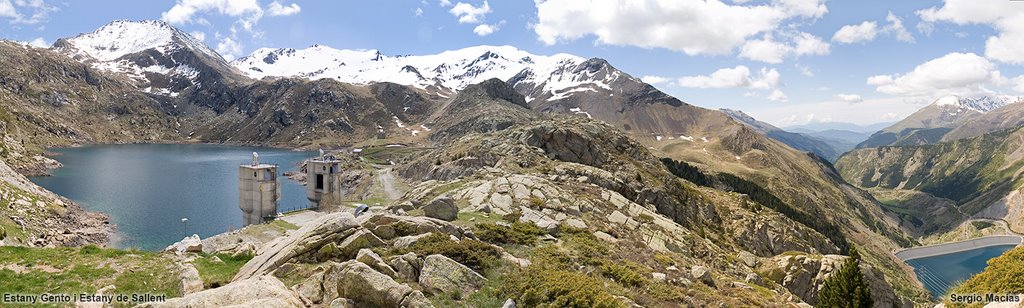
<box><xmin>905</xmin><ymin>244</ymin><xmax>1017</xmax><ymax>298</ymax></box>
<box><xmin>29</xmin><ymin>144</ymin><xmax>314</xmax><ymax>251</ymax></box>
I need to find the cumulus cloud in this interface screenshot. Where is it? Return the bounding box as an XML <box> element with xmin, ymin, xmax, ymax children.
<box><xmin>677</xmin><ymin>66</ymin><xmax>786</xmax><ymax>101</ymax></box>
<box><xmin>740</xmin><ymin>32</ymin><xmax>829</xmax><ymax>63</ymax></box>
<box><xmin>449</xmin><ymin>1</ymin><xmax>490</xmax><ymax>24</ymax></box>
<box><xmin>448</xmin><ymin>1</ymin><xmax>500</xmax><ymax>35</ymax></box>
<box><xmin>533</xmin><ymin>0</ymin><xmax>826</xmax><ymax>57</ymax></box>
<box><xmin>918</xmin><ymin>0</ymin><xmax>1024</xmax><ymax>65</ymax></box>
<box><xmin>832</xmin><ymin>21</ymin><xmax>877</xmax><ymax>44</ymax></box>
<box><xmin>415</xmin><ymin>7</ymin><xmax>423</xmax><ymax>16</ymax></box>
<box><xmin>162</xmin><ymin>0</ymin><xmax>263</xmax><ymax>26</ymax></box>
<box><xmin>162</xmin><ymin>0</ymin><xmax>301</xmax><ymax>34</ymax></box>
<box><xmin>216</xmin><ymin>37</ymin><xmax>242</xmax><ymax>61</ymax></box>
<box><xmin>0</xmin><ymin>0</ymin><xmax>57</xmax><ymax>24</ymax></box>
<box><xmin>833</xmin><ymin>94</ymin><xmax>863</xmax><ymax>102</ymax></box>
<box><xmin>473</xmin><ymin>20</ymin><xmax>504</xmax><ymax>36</ymax></box>
<box><xmin>883</xmin><ymin>11</ymin><xmax>914</xmax><ymax>43</ymax></box>
<box><xmin>439</xmin><ymin>0</ymin><xmax>452</xmax><ymax>7</ymax></box>
<box><xmin>267</xmin><ymin>0</ymin><xmax>301</xmax><ymax>16</ymax></box>
<box><xmin>0</xmin><ymin>0</ymin><xmax>16</xmax><ymax>18</ymax></box>
<box><xmin>766</xmin><ymin>89</ymin><xmax>788</xmax><ymax>102</ymax></box>
<box><xmin>866</xmin><ymin>52</ymin><xmax>1005</xmax><ymax>96</ymax></box>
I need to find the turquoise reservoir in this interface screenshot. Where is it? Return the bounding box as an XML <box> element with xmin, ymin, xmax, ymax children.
<box><xmin>904</xmin><ymin>244</ymin><xmax>1017</xmax><ymax>298</ymax></box>
<box><xmin>29</xmin><ymin>144</ymin><xmax>314</xmax><ymax>251</ymax></box>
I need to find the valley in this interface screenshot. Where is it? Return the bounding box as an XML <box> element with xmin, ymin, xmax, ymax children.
<box><xmin>0</xmin><ymin>17</ymin><xmax>1020</xmax><ymax>308</ymax></box>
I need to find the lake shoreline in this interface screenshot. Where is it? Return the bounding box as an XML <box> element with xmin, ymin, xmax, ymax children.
<box><xmin>29</xmin><ymin>143</ymin><xmax>314</xmax><ymax>251</ymax></box>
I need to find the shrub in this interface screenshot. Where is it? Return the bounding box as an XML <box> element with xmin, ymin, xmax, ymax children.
<box><xmin>529</xmin><ymin>197</ymin><xmax>545</xmax><ymax>208</ymax></box>
<box><xmin>600</xmin><ymin>260</ymin><xmax>648</xmax><ymax>287</ymax></box>
<box><xmin>503</xmin><ymin>266</ymin><xmax>624</xmax><ymax>308</ymax></box>
<box><xmin>474</xmin><ymin>222</ymin><xmax>546</xmax><ymax>245</ymax></box>
<box><xmin>401</xmin><ymin>233</ymin><xmax>500</xmax><ymax>272</ymax></box>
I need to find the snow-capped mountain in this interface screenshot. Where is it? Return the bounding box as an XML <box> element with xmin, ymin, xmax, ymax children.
<box><xmin>52</xmin><ymin>20</ymin><xmax>244</xmax><ymax>97</ymax></box>
<box><xmin>857</xmin><ymin>95</ymin><xmax>1024</xmax><ymax>148</ymax></box>
<box><xmin>932</xmin><ymin>95</ymin><xmax>1022</xmax><ymax>114</ymax></box>
<box><xmin>231</xmin><ymin>45</ymin><xmax>598</xmax><ymax>94</ymax></box>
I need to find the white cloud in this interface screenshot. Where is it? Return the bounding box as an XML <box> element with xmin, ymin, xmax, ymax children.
<box><xmin>15</xmin><ymin>36</ymin><xmax>47</xmax><ymax>48</ymax></box>
<box><xmin>162</xmin><ymin>0</ymin><xmax>263</xmax><ymax>25</ymax></box>
<box><xmin>641</xmin><ymin>75</ymin><xmax>671</xmax><ymax>84</ymax></box>
<box><xmin>740</xmin><ymin>32</ymin><xmax>829</xmax><ymax>63</ymax></box>
<box><xmin>677</xmin><ymin>65</ymin><xmax>785</xmax><ymax>101</ymax></box>
<box><xmin>679</xmin><ymin>66</ymin><xmax>767</xmax><ymax>89</ymax></box>
<box><xmin>267</xmin><ymin>1</ymin><xmax>300</xmax><ymax>16</ymax></box>
<box><xmin>449</xmin><ymin>1</ymin><xmax>490</xmax><ymax>24</ymax></box>
<box><xmin>216</xmin><ymin>37</ymin><xmax>242</xmax><ymax>61</ymax></box>
<box><xmin>883</xmin><ymin>11</ymin><xmax>914</xmax><ymax>43</ymax></box>
<box><xmin>27</xmin><ymin>37</ymin><xmax>46</xmax><ymax>47</ymax></box>
<box><xmin>473</xmin><ymin>20</ymin><xmax>504</xmax><ymax>36</ymax></box>
<box><xmin>916</xmin><ymin>21</ymin><xmax>934</xmax><ymax>36</ymax></box>
<box><xmin>866</xmin><ymin>52</ymin><xmax>1004</xmax><ymax>96</ymax></box>
<box><xmin>832</xmin><ymin>21</ymin><xmax>877</xmax><ymax>44</ymax></box>
<box><xmin>739</xmin><ymin>36</ymin><xmax>790</xmax><ymax>64</ymax></box>
<box><xmin>918</xmin><ymin>0</ymin><xmax>1024</xmax><ymax>65</ymax></box>
<box><xmin>0</xmin><ymin>0</ymin><xmax>56</xmax><ymax>24</ymax></box>
<box><xmin>833</xmin><ymin>94</ymin><xmax>863</xmax><ymax>102</ymax></box>
<box><xmin>439</xmin><ymin>0</ymin><xmax>452</xmax><ymax>7</ymax></box>
<box><xmin>415</xmin><ymin>7</ymin><xmax>423</xmax><ymax>16</ymax></box>
<box><xmin>0</xmin><ymin>0</ymin><xmax>16</xmax><ymax>18</ymax></box>
<box><xmin>767</xmin><ymin>89</ymin><xmax>788</xmax><ymax>102</ymax></box>
<box><xmin>189</xmin><ymin>31</ymin><xmax>206</xmax><ymax>42</ymax></box>
<box><xmin>533</xmin><ymin>0</ymin><xmax>826</xmax><ymax>57</ymax></box>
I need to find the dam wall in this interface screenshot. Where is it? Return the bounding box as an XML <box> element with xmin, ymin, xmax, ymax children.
<box><xmin>896</xmin><ymin>235</ymin><xmax>1023</xmax><ymax>261</ymax></box>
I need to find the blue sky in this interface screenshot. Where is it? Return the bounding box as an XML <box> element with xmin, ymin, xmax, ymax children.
<box><xmin>2</xmin><ymin>0</ymin><xmax>1024</xmax><ymax>127</ymax></box>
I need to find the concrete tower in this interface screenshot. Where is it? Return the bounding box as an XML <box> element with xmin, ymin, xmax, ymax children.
<box><xmin>239</xmin><ymin>152</ymin><xmax>280</xmax><ymax>226</ymax></box>
<box><xmin>307</xmin><ymin>150</ymin><xmax>342</xmax><ymax>208</ymax></box>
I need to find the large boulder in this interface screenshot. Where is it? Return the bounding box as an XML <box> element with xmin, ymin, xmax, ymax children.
<box><xmin>165</xmin><ymin>234</ymin><xmax>203</xmax><ymax>254</ymax></box>
<box><xmin>388</xmin><ymin>252</ymin><xmax>422</xmax><ymax>282</ymax></box>
<box><xmin>691</xmin><ymin>265</ymin><xmax>715</xmax><ymax>287</ymax></box>
<box><xmin>356</xmin><ymin>249</ymin><xmax>398</xmax><ymax>278</ymax></box>
<box><xmin>334</xmin><ymin>229</ymin><xmax>385</xmax><ymax>259</ymax></box>
<box><xmin>326</xmin><ymin>260</ymin><xmax>433</xmax><ymax>307</ymax></box>
<box><xmin>234</xmin><ymin>213</ymin><xmax>359</xmax><ymax>281</ymax></box>
<box><xmin>423</xmin><ymin>196</ymin><xmax>458</xmax><ymax>221</ymax></box>
<box><xmin>139</xmin><ymin>276</ymin><xmax>303</xmax><ymax>308</ymax></box>
<box><xmin>178</xmin><ymin>263</ymin><xmax>204</xmax><ymax>295</ymax></box>
<box><xmin>419</xmin><ymin>254</ymin><xmax>486</xmax><ymax>297</ymax></box>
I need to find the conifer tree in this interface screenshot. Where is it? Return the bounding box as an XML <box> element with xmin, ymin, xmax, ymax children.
<box><xmin>818</xmin><ymin>246</ymin><xmax>873</xmax><ymax>308</ymax></box>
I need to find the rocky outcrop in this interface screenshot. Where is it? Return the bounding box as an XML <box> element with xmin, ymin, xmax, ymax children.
<box><xmin>356</xmin><ymin>249</ymin><xmax>398</xmax><ymax>278</ymax></box>
<box><xmin>140</xmin><ymin>276</ymin><xmax>303</xmax><ymax>308</ymax></box>
<box><xmin>419</xmin><ymin>254</ymin><xmax>487</xmax><ymax>297</ymax></box>
<box><xmin>423</xmin><ymin>196</ymin><xmax>457</xmax><ymax>221</ymax></box>
<box><xmin>234</xmin><ymin>213</ymin><xmax>359</xmax><ymax>280</ymax></box>
<box><xmin>328</xmin><ymin>260</ymin><xmax>433</xmax><ymax>308</ymax></box>
<box><xmin>760</xmin><ymin>253</ymin><xmax>903</xmax><ymax>307</ymax></box>
<box><xmin>165</xmin><ymin>234</ymin><xmax>203</xmax><ymax>254</ymax></box>
<box><xmin>178</xmin><ymin>263</ymin><xmax>204</xmax><ymax>295</ymax></box>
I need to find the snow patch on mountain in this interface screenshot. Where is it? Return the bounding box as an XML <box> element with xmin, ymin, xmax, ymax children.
<box><xmin>933</xmin><ymin>95</ymin><xmax>1023</xmax><ymax>114</ymax></box>
<box><xmin>61</xmin><ymin>20</ymin><xmax>217</xmax><ymax>62</ymax></box>
<box><xmin>231</xmin><ymin>44</ymin><xmax>589</xmax><ymax>92</ymax></box>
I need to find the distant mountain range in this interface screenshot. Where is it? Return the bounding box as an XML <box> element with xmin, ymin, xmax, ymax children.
<box><xmin>783</xmin><ymin>121</ymin><xmax>893</xmax><ymax>134</ymax></box>
<box><xmin>0</xmin><ymin>19</ymin><xmax>926</xmax><ymax>306</ymax></box>
<box><xmin>722</xmin><ymin>109</ymin><xmax>858</xmax><ymax>161</ymax></box>
<box><xmin>855</xmin><ymin>95</ymin><xmax>1023</xmax><ymax>148</ymax></box>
